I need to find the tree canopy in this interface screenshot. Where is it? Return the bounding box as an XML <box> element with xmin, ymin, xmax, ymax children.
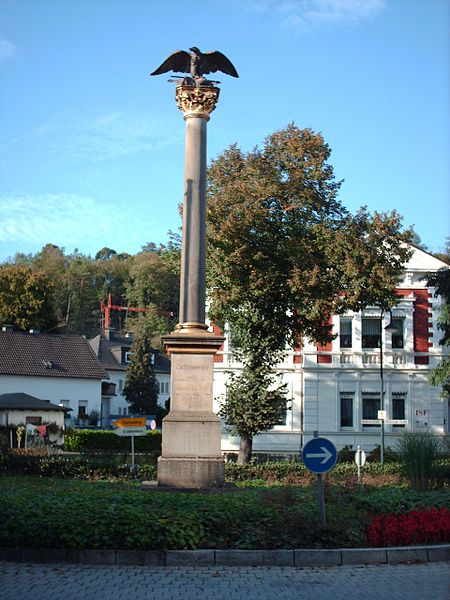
<box><xmin>0</xmin><ymin>264</ymin><xmax>57</xmax><ymax>331</ymax></box>
<box><xmin>207</xmin><ymin>124</ymin><xmax>413</xmax><ymax>462</ymax></box>
<box><xmin>0</xmin><ymin>239</ymin><xmax>180</xmax><ymax>339</ymax></box>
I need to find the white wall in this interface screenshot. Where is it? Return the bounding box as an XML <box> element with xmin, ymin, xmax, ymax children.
<box><xmin>0</xmin><ymin>375</ymin><xmax>102</xmax><ymax>424</ymax></box>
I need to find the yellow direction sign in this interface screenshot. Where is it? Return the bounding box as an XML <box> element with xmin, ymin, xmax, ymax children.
<box><xmin>114</xmin><ymin>417</ymin><xmax>146</xmax><ymax>428</ymax></box>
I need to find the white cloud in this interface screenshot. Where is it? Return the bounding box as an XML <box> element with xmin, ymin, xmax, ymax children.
<box><xmin>30</xmin><ymin>108</ymin><xmax>182</xmax><ymax>162</ymax></box>
<box><xmin>0</xmin><ymin>193</ymin><xmax>110</xmax><ymax>248</ymax></box>
<box><xmin>0</xmin><ymin>192</ymin><xmax>170</xmax><ymax>260</ymax></box>
<box><xmin>0</xmin><ymin>39</ymin><xmax>16</xmax><ymax>62</ymax></box>
<box><xmin>239</xmin><ymin>0</ymin><xmax>387</xmax><ymax>29</ymax></box>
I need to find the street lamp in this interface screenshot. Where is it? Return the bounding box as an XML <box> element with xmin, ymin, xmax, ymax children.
<box><xmin>379</xmin><ymin>306</ymin><xmax>397</xmax><ymax>466</ymax></box>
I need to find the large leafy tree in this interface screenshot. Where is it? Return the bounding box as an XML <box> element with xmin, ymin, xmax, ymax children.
<box><xmin>207</xmin><ymin>124</ymin><xmax>412</xmax><ymax>462</ymax></box>
<box><xmin>0</xmin><ymin>264</ymin><xmax>58</xmax><ymax>331</ymax></box>
<box><xmin>123</xmin><ymin>331</ymin><xmax>159</xmax><ymax>417</ymax></box>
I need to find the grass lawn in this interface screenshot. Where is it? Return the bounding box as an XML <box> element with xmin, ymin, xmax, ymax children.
<box><xmin>1</xmin><ymin>474</ymin><xmax>449</xmax><ymax>551</ymax></box>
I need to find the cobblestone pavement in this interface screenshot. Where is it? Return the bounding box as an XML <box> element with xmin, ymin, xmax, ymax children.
<box><xmin>0</xmin><ymin>561</ymin><xmax>448</xmax><ymax>600</ymax></box>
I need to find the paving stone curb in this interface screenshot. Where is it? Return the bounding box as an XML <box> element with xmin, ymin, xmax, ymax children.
<box><xmin>0</xmin><ymin>545</ymin><xmax>448</xmax><ymax>567</ymax></box>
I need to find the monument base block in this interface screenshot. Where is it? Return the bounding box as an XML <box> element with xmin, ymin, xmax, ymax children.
<box><xmin>157</xmin><ymin>456</ymin><xmax>224</xmax><ymax>489</ymax></box>
<box><xmin>157</xmin><ymin>327</ymin><xmax>225</xmax><ymax>489</ymax></box>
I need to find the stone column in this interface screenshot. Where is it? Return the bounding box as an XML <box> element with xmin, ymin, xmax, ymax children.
<box><xmin>158</xmin><ymin>84</ymin><xmax>225</xmax><ymax>488</ymax></box>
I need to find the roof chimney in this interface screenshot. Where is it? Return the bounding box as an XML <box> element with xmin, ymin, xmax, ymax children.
<box><xmin>105</xmin><ymin>327</ymin><xmax>114</xmax><ymax>341</ymax></box>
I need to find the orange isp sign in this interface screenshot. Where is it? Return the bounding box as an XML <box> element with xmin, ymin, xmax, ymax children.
<box><xmin>114</xmin><ymin>417</ymin><xmax>146</xmax><ymax>428</ymax></box>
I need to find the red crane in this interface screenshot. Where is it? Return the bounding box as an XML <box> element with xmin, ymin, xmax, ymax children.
<box><xmin>100</xmin><ymin>294</ymin><xmax>174</xmax><ymax>334</ymax></box>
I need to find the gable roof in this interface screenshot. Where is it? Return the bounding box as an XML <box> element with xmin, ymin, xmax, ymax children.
<box><xmin>0</xmin><ymin>331</ymin><xmax>107</xmax><ymax>380</ymax></box>
<box><xmin>0</xmin><ymin>392</ymin><xmax>70</xmax><ymax>411</ymax></box>
<box><xmin>404</xmin><ymin>245</ymin><xmax>449</xmax><ymax>273</ymax></box>
<box><xmin>89</xmin><ymin>333</ymin><xmax>171</xmax><ymax>374</ymax></box>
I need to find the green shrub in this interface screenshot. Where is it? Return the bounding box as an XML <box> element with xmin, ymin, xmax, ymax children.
<box><xmin>337</xmin><ymin>445</ymin><xmax>355</xmax><ymax>463</ymax></box>
<box><xmin>3</xmin><ymin>453</ymin><xmax>157</xmax><ymax>480</ymax></box>
<box><xmin>396</xmin><ymin>432</ymin><xmax>443</xmax><ymax>489</ymax></box>
<box><xmin>367</xmin><ymin>445</ymin><xmax>398</xmax><ymax>463</ymax></box>
<box><xmin>63</xmin><ymin>429</ymin><xmax>161</xmax><ymax>454</ymax></box>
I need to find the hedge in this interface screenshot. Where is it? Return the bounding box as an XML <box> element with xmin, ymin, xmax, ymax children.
<box><xmin>2</xmin><ymin>454</ymin><xmax>157</xmax><ymax>480</ymax></box>
<box><xmin>63</xmin><ymin>429</ymin><xmax>161</xmax><ymax>453</ymax></box>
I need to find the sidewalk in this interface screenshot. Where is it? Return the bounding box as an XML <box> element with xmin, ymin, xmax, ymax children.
<box><xmin>1</xmin><ymin>561</ymin><xmax>449</xmax><ymax>600</ymax></box>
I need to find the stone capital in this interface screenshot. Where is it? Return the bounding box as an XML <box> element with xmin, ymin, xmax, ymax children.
<box><xmin>162</xmin><ymin>328</ymin><xmax>224</xmax><ymax>355</ymax></box>
<box><xmin>175</xmin><ymin>84</ymin><xmax>220</xmax><ymax>120</ymax></box>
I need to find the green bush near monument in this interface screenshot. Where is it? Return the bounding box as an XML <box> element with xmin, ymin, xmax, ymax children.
<box><xmin>62</xmin><ymin>429</ymin><xmax>162</xmax><ymax>453</ymax></box>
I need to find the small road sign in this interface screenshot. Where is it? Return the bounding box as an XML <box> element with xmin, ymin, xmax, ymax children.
<box><xmin>113</xmin><ymin>426</ymin><xmax>147</xmax><ymax>437</ymax></box>
<box><xmin>114</xmin><ymin>417</ymin><xmax>146</xmax><ymax>428</ymax></box>
<box><xmin>362</xmin><ymin>419</ymin><xmax>408</xmax><ymax>425</ymax></box>
<box><xmin>302</xmin><ymin>437</ymin><xmax>337</xmax><ymax>474</ymax></box>
<box><xmin>354</xmin><ymin>447</ymin><xmax>366</xmax><ymax>467</ymax></box>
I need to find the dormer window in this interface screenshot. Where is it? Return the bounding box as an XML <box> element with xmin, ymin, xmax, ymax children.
<box><xmin>124</xmin><ymin>351</ymin><xmax>132</xmax><ymax>363</ymax></box>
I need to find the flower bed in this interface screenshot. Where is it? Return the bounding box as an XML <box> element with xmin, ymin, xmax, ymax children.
<box><xmin>367</xmin><ymin>507</ymin><xmax>450</xmax><ymax>547</ymax></box>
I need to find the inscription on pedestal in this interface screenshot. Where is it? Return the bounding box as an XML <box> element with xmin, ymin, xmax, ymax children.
<box><xmin>171</xmin><ymin>353</ymin><xmax>213</xmax><ymax>412</ymax></box>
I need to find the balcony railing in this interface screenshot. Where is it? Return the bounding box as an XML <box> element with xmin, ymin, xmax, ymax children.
<box><xmin>216</xmin><ymin>349</ymin><xmax>411</xmax><ymax>369</ymax></box>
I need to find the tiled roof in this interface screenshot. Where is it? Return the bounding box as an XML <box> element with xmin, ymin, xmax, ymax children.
<box><xmin>0</xmin><ymin>392</ymin><xmax>70</xmax><ymax>411</ymax></box>
<box><xmin>0</xmin><ymin>331</ymin><xmax>107</xmax><ymax>380</ymax></box>
<box><xmin>89</xmin><ymin>334</ymin><xmax>171</xmax><ymax>374</ymax></box>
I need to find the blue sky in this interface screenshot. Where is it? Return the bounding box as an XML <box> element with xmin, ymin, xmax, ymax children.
<box><xmin>0</xmin><ymin>0</ymin><xmax>448</xmax><ymax>262</ymax></box>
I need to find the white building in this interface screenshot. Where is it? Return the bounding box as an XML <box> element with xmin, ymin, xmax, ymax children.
<box><xmin>211</xmin><ymin>246</ymin><xmax>449</xmax><ymax>455</ymax></box>
<box><xmin>89</xmin><ymin>329</ymin><xmax>171</xmax><ymax>428</ymax></box>
<box><xmin>0</xmin><ymin>327</ymin><xmax>106</xmax><ymax>427</ymax></box>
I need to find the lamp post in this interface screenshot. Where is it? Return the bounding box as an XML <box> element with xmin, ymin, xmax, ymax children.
<box><xmin>379</xmin><ymin>306</ymin><xmax>397</xmax><ymax>466</ymax></box>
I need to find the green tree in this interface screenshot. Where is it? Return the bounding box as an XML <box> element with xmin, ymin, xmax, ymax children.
<box><xmin>0</xmin><ymin>264</ymin><xmax>57</xmax><ymax>331</ymax></box>
<box><xmin>427</xmin><ymin>266</ymin><xmax>450</xmax><ymax>399</ymax></box>
<box><xmin>207</xmin><ymin>124</ymin><xmax>412</xmax><ymax>462</ymax></box>
<box><xmin>123</xmin><ymin>331</ymin><xmax>159</xmax><ymax>416</ymax></box>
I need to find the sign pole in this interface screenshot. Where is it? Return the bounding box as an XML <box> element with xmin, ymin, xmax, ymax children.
<box><xmin>317</xmin><ymin>473</ymin><xmax>326</xmax><ymax>526</ymax></box>
<box><xmin>131</xmin><ymin>434</ymin><xmax>135</xmax><ymax>471</ymax></box>
<box><xmin>357</xmin><ymin>446</ymin><xmax>361</xmax><ymax>483</ymax></box>
<box><xmin>313</xmin><ymin>432</ymin><xmax>326</xmax><ymax>526</ymax></box>
<box><xmin>302</xmin><ymin>432</ymin><xmax>337</xmax><ymax>528</ymax></box>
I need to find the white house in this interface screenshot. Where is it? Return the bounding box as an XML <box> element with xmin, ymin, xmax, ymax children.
<box><xmin>0</xmin><ymin>328</ymin><xmax>107</xmax><ymax>427</ymax></box>
<box><xmin>211</xmin><ymin>246</ymin><xmax>449</xmax><ymax>456</ymax></box>
<box><xmin>89</xmin><ymin>329</ymin><xmax>171</xmax><ymax>428</ymax></box>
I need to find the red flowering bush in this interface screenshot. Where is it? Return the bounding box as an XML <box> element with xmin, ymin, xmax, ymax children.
<box><xmin>367</xmin><ymin>507</ymin><xmax>450</xmax><ymax>547</ymax></box>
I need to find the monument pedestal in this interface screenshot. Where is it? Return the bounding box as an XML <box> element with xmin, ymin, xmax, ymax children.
<box><xmin>157</xmin><ymin>327</ymin><xmax>224</xmax><ymax>488</ymax></box>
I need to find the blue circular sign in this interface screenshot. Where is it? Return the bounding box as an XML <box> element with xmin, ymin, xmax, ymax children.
<box><xmin>302</xmin><ymin>437</ymin><xmax>337</xmax><ymax>474</ymax></box>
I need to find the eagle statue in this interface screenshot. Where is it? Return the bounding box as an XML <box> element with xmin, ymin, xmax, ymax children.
<box><xmin>151</xmin><ymin>47</ymin><xmax>238</xmax><ymax>85</ymax></box>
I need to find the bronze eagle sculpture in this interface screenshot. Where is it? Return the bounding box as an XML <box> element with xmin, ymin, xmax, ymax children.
<box><xmin>151</xmin><ymin>47</ymin><xmax>238</xmax><ymax>85</ymax></box>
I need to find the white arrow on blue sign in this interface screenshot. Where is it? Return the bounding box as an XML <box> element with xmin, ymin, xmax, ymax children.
<box><xmin>302</xmin><ymin>437</ymin><xmax>337</xmax><ymax>474</ymax></box>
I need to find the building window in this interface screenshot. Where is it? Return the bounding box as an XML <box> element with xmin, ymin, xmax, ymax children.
<box><xmin>124</xmin><ymin>351</ymin><xmax>132</xmax><ymax>363</ymax></box>
<box><xmin>340</xmin><ymin>394</ymin><xmax>353</xmax><ymax>428</ymax></box>
<box><xmin>78</xmin><ymin>401</ymin><xmax>88</xmax><ymax>418</ymax></box>
<box><xmin>159</xmin><ymin>381</ymin><xmax>169</xmax><ymax>395</ymax></box>
<box><xmin>392</xmin><ymin>393</ymin><xmax>406</xmax><ymax>427</ymax></box>
<box><xmin>118</xmin><ymin>379</ymin><xmax>123</xmax><ymax>392</ymax></box>
<box><xmin>340</xmin><ymin>319</ymin><xmax>352</xmax><ymax>348</ymax></box>
<box><xmin>362</xmin><ymin>393</ymin><xmax>380</xmax><ymax>427</ymax></box>
<box><xmin>362</xmin><ymin>318</ymin><xmax>381</xmax><ymax>348</ymax></box>
<box><xmin>391</xmin><ymin>318</ymin><xmax>404</xmax><ymax>349</ymax></box>
<box><xmin>26</xmin><ymin>416</ymin><xmax>42</xmax><ymax>425</ymax></box>
<box><xmin>118</xmin><ymin>407</ymin><xmax>122</xmax><ymax>415</ymax></box>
